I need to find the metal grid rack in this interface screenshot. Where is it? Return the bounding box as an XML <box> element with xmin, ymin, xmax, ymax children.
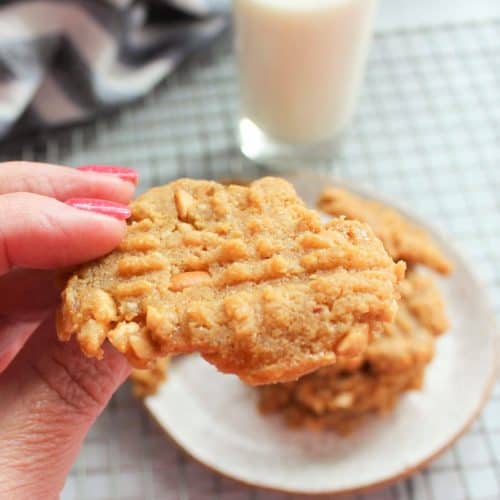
<box><xmin>3</xmin><ymin>19</ymin><xmax>499</xmax><ymax>500</ymax></box>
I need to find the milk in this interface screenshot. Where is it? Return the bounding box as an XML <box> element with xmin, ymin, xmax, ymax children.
<box><xmin>234</xmin><ymin>0</ymin><xmax>377</xmax><ymax>145</ymax></box>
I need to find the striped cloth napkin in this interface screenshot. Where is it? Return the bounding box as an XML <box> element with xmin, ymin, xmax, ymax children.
<box><xmin>0</xmin><ymin>0</ymin><xmax>227</xmax><ymax>140</ymax></box>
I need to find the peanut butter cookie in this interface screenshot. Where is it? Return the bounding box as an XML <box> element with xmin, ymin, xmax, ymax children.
<box><xmin>318</xmin><ymin>187</ymin><xmax>452</xmax><ymax>274</ymax></box>
<box><xmin>57</xmin><ymin>177</ymin><xmax>404</xmax><ymax>385</ymax></box>
<box><xmin>258</xmin><ymin>270</ymin><xmax>449</xmax><ymax>432</ymax></box>
<box><xmin>260</xmin><ymin>366</ymin><xmax>427</xmax><ymax>435</ymax></box>
<box><xmin>130</xmin><ymin>356</ymin><xmax>170</xmax><ymax>397</ymax></box>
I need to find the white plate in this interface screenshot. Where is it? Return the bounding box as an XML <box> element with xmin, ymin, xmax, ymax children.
<box><xmin>144</xmin><ymin>172</ymin><xmax>498</xmax><ymax>496</ymax></box>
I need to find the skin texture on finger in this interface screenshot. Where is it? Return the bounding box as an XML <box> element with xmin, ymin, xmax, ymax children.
<box><xmin>0</xmin><ymin>162</ymin><xmax>135</xmax><ymax>204</ymax></box>
<box><xmin>0</xmin><ymin>316</ymin><xmax>130</xmax><ymax>499</ymax></box>
<box><xmin>0</xmin><ymin>192</ymin><xmax>128</xmax><ymax>275</ymax></box>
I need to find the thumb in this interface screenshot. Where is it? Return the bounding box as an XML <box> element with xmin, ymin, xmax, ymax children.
<box><xmin>0</xmin><ymin>316</ymin><xmax>131</xmax><ymax>499</ymax></box>
<box><xmin>0</xmin><ymin>192</ymin><xmax>130</xmax><ymax>275</ymax></box>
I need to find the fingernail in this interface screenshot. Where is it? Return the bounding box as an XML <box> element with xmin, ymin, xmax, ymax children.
<box><xmin>77</xmin><ymin>165</ymin><xmax>139</xmax><ymax>185</ymax></box>
<box><xmin>66</xmin><ymin>198</ymin><xmax>131</xmax><ymax>220</ymax></box>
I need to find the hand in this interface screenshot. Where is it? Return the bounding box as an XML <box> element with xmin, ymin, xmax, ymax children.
<box><xmin>0</xmin><ymin>162</ymin><xmax>138</xmax><ymax>499</ymax></box>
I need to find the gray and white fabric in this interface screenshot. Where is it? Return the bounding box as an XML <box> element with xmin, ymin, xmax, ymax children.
<box><xmin>0</xmin><ymin>0</ymin><xmax>228</xmax><ymax>140</ymax></box>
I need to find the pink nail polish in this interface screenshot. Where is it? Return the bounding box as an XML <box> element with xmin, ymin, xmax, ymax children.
<box><xmin>66</xmin><ymin>198</ymin><xmax>131</xmax><ymax>220</ymax></box>
<box><xmin>77</xmin><ymin>165</ymin><xmax>139</xmax><ymax>185</ymax></box>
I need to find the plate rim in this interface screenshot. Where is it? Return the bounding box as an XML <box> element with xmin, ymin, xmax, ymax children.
<box><xmin>142</xmin><ymin>173</ymin><xmax>499</xmax><ymax>496</ymax></box>
<box><xmin>144</xmin><ymin>371</ymin><xmax>497</xmax><ymax>497</ymax></box>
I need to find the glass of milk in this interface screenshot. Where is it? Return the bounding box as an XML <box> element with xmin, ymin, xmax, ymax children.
<box><xmin>234</xmin><ymin>0</ymin><xmax>378</xmax><ymax>168</ymax></box>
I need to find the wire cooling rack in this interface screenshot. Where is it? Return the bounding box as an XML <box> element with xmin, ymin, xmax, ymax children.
<box><xmin>2</xmin><ymin>18</ymin><xmax>499</xmax><ymax>500</ymax></box>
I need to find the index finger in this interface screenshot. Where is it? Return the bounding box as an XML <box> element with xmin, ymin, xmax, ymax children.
<box><xmin>0</xmin><ymin>162</ymin><xmax>137</xmax><ymax>204</ymax></box>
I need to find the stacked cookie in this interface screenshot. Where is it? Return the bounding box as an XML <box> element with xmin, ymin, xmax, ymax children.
<box><xmin>58</xmin><ymin>176</ymin><xmax>451</xmax><ymax>436</ymax></box>
<box><xmin>258</xmin><ymin>187</ymin><xmax>452</xmax><ymax>434</ymax></box>
<box><xmin>130</xmin><ymin>356</ymin><xmax>170</xmax><ymax>397</ymax></box>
